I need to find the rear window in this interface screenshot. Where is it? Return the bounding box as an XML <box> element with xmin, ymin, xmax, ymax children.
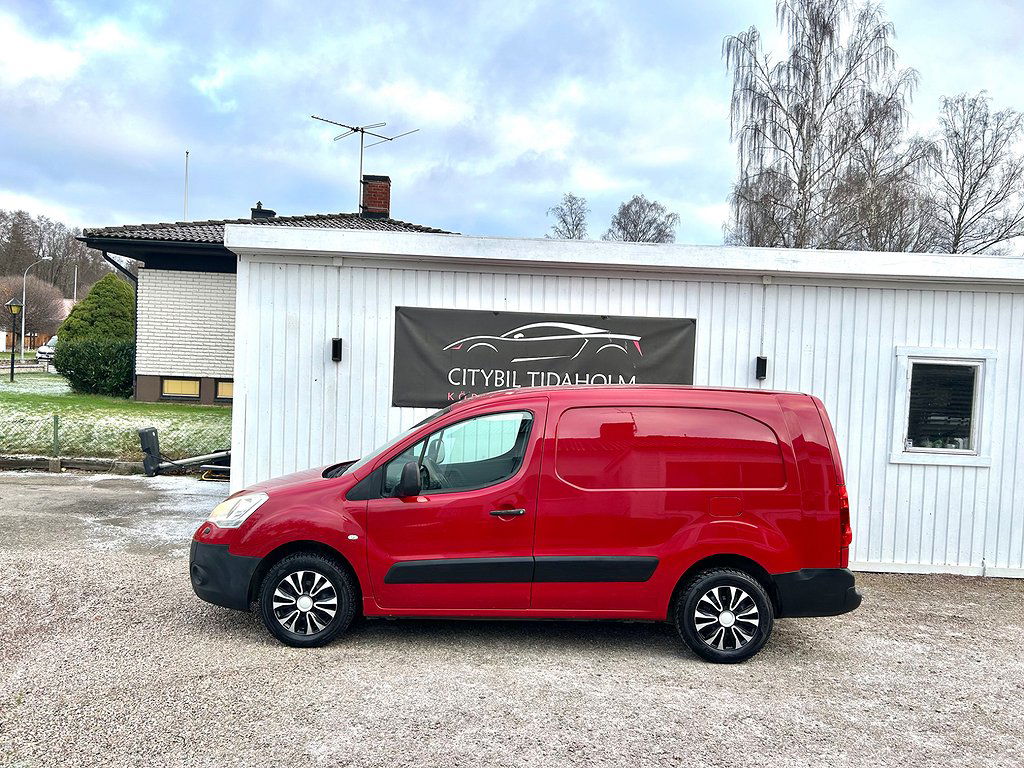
<box><xmin>554</xmin><ymin>406</ymin><xmax>785</xmax><ymax>490</ymax></box>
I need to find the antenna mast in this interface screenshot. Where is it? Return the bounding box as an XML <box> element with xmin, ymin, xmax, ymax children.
<box><xmin>183</xmin><ymin>150</ymin><xmax>190</xmax><ymax>221</ymax></box>
<box><xmin>311</xmin><ymin>115</ymin><xmax>419</xmax><ymax>212</ymax></box>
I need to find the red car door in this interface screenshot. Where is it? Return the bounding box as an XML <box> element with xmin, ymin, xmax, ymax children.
<box><xmin>365</xmin><ymin>398</ymin><xmax>548</xmax><ymax>612</ymax></box>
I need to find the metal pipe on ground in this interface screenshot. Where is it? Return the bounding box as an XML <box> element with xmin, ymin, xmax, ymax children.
<box><xmin>138</xmin><ymin>427</ymin><xmax>230</xmax><ymax>478</ymax></box>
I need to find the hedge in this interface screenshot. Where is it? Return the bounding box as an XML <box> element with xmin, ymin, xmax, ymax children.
<box><xmin>54</xmin><ymin>339</ymin><xmax>134</xmax><ymax>397</ymax></box>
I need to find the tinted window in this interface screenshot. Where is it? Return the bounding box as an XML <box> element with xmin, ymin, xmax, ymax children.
<box><xmin>555</xmin><ymin>406</ymin><xmax>785</xmax><ymax>490</ymax></box>
<box><xmin>906</xmin><ymin>363</ymin><xmax>977</xmax><ymax>451</ymax></box>
<box><xmin>383</xmin><ymin>411</ymin><xmax>533</xmax><ymax>495</ymax></box>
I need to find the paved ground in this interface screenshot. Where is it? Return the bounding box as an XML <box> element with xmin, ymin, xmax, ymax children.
<box><xmin>0</xmin><ymin>471</ymin><xmax>1021</xmax><ymax>768</ymax></box>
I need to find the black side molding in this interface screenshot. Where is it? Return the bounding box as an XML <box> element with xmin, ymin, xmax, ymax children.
<box><xmin>771</xmin><ymin>568</ymin><xmax>862</xmax><ymax>618</ymax></box>
<box><xmin>534</xmin><ymin>556</ymin><xmax>658</xmax><ymax>583</ymax></box>
<box><xmin>384</xmin><ymin>555</ymin><xmax>660</xmax><ymax>584</ymax></box>
<box><xmin>385</xmin><ymin>557</ymin><xmax>534</xmax><ymax>584</ymax></box>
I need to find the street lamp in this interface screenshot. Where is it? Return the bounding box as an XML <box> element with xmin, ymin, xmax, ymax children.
<box><xmin>6</xmin><ymin>298</ymin><xmax>23</xmax><ymax>383</ymax></box>
<box><xmin>21</xmin><ymin>256</ymin><xmax>52</xmax><ymax>361</ymax></box>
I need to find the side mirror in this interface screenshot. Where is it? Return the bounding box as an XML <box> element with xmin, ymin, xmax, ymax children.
<box><xmin>395</xmin><ymin>460</ymin><xmax>421</xmax><ymax>498</ymax></box>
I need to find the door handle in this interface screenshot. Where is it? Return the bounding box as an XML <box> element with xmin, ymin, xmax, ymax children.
<box><xmin>489</xmin><ymin>508</ymin><xmax>526</xmax><ymax>517</ymax></box>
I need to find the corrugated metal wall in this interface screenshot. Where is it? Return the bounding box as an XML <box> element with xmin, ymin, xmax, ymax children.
<box><xmin>232</xmin><ymin>258</ymin><xmax>1024</xmax><ymax>575</ymax></box>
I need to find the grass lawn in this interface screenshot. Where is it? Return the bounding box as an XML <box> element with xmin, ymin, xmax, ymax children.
<box><xmin>0</xmin><ymin>373</ymin><xmax>231</xmax><ymax>460</ymax></box>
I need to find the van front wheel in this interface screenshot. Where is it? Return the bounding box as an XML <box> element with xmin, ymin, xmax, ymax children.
<box><xmin>258</xmin><ymin>552</ymin><xmax>357</xmax><ymax>648</ymax></box>
<box><xmin>674</xmin><ymin>568</ymin><xmax>774</xmax><ymax>663</ymax></box>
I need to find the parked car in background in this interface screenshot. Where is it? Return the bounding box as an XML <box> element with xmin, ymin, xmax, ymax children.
<box><xmin>190</xmin><ymin>385</ymin><xmax>860</xmax><ymax>663</ymax></box>
<box><xmin>35</xmin><ymin>335</ymin><xmax>57</xmax><ymax>362</ymax></box>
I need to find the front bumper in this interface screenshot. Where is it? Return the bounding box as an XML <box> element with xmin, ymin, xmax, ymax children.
<box><xmin>771</xmin><ymin>568</ymin><xmax>862</xmax><ymax>618</ymax></box>
<box><xmin>189</xmin><ymin>540</ymin><xmax>261</xmax><ymax>611</ymax></box>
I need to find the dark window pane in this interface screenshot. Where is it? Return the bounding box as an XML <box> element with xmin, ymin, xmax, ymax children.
<box><xmin>907</xmin><ymin>364</ymin><xmax>976</xmax><ymax>450</ymax></box>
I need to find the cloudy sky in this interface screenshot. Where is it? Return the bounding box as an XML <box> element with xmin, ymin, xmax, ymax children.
<box><xmin>1</xmin><ymin>0</ymin><xmax>1021</xmax><ymax>241</ymax></box>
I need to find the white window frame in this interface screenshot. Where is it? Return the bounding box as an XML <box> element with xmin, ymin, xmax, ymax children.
<box><xmin>890</xmin><ymin>347</ymin><xmax>996</xmax><ymax>467</ymax></box>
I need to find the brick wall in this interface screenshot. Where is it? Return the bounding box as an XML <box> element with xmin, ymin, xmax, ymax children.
<box><xmin>361</xmin><ymin>176</ymin><xmax>391</xmax><ymax>217</ymax></box>
<box><xmin>136</xmin><ymin>269</ymin><xmax>235</xmax><ymax>378</ymax></box>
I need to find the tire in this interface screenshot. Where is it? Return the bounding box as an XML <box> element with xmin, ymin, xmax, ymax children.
<box><xmin>674</xmin><ymin>568</ymin><xmax>774</xmax><ymax>663</ymax></box>
<box><xmin>258</xmin><ymin>552</ymin><xmax>357</xmax><ymax>648</ymax></box>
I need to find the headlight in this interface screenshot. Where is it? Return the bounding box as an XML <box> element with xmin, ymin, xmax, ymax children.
<box><xmin>207</xmin><ymin>492</ymin><xmax>269</xmax><ymax>528</ymax></box>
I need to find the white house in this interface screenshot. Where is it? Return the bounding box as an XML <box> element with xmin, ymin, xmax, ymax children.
<box><xmin>79</xmin><ymin>176</ymin><xmax>449</xmax><ymax>403</ymax></box>
<box><xmin>224</xmin><ymin>224</ymin><xmax>1024</xmax><ymax>578</ymax></box>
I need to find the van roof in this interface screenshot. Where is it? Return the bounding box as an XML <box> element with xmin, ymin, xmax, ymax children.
<box><xmin>448</xmin><ymin>384</ymin><xmax>809</xmax><ymax>410</ymax></box>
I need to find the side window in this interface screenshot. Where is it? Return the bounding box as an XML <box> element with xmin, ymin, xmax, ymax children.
<box><xmin>554</xmin><ymin>406</ymin><xmax>786</xmax><ymax>490</ymax></box>
<box><xmin>905</xmin><ymin>362</ymin><xmax>978</xmax><ymax>452</ymax></box>
<box><xmin>890</xmin><ymin>347</ymin><xmax>994</xmax><ymax>467</ymax></box>
<box><xmin>381</xmin><ymin>411</ymin><xmax>533</xmax><ymax>495</ymax></box>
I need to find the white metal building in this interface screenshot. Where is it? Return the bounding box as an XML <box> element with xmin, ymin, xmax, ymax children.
<box><xmin>225</xmin><ymin>224</ymin><xmax>1024</xmax><ymax>578</ymax></box>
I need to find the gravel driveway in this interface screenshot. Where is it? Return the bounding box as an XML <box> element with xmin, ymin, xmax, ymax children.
<box><xmin>0</xmin><ymin>471</ymin><xmax>1021</xmax><ymax>768</ymax></box>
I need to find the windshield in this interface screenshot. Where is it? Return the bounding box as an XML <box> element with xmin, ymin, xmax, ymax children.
<box><xmin>335</xmin><ymin>406</ymin><xmax>451</xmax><ymax>477</ymax></box>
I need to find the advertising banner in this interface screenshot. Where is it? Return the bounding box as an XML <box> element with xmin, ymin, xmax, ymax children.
<box><xmin>392</xmin><ymin>307</ymin><xmax>696</xmax><ymax>408</ymax></box>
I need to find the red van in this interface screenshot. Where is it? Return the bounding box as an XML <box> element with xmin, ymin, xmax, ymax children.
<box><xmin>190</xmin><ymin>386</ymin><xmax>860</xmax><ymax>663</ymax></box>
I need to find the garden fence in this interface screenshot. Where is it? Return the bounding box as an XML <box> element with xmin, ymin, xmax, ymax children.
<box><xmin>0</xmin><ymin>411</ymin><xmax>231</xmax><ymax>461</ymax></box>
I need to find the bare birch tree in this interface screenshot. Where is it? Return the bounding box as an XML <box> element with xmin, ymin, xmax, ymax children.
<box><xmin>930</xmin><ymin>93</ymin><xmax>1024</xmax><ymax>254</ymax></box>
<box><xmin>831</xmin><ymin>96</ymin><xmax>938</xmax><ymax>251</ymax></box>
<box><xmin>546</xmin><ymin>193</ymin><xmax>590</xmax><ymax>239</ymax></box>
<box><xmin>603</xmin><ymin>195</ymin><xmax>679</xmax><ymax>243</ymax></box>
<box><xmin>724</xmin><ymin>0</ymin><xmax>918</xmax><ymax>248</ymax></box>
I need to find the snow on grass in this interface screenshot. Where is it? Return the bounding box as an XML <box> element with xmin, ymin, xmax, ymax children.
<box><xmin>0</xmin><ymin>372</ymin><xmax>72</xmax><ymax>396</ymax></box>
<box><xmin>0</xmin><ymin>373</ymin><xmax>231</xmax><ymax>460</ymax></box>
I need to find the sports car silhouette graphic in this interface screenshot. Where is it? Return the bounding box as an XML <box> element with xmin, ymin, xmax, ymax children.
<box><xmin>443</xmin><ymin>322</ymin><xmax>643</xmax><ymax>363</ymax></box>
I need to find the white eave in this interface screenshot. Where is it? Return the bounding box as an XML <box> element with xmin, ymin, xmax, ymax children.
<box><xmin>224</xmin><ymin>224</ymin><xmax>1024</xmax><ymax>288</ymax></box>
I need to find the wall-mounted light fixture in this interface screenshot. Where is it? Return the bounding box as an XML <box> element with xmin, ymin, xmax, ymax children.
<box><xmin>331</xmin><ymin>338</ymin><xmax>343</xmax><ymax>362</ymax></box>
<box><xmin>755</xmin><ymin>355</ymin><xmax>768</xmax><ymax>380</ymax></box>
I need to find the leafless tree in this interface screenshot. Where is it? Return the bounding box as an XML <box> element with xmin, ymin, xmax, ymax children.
<box><xmin>0</xmin><ymin>211</ymin><xmax>37</xmax><ymax>274</ymax></box>
<box><xmin>0</xmin><ymin>209</ymin><xmax>111</xmax><ymax>297</ymax></box>
<box><xmin>930</xmin><ymin>93</ymin><xmax>1024</xmax><ymax>254</ymax></box>
<box><xmin>724</xmin><ymin>0</ymin><xmax>918</xmax><ymax>249</ymax></box>
<box><xmin>725</xmin><ymin>173</ymin><xmax>793</xmax><ymax>247</ymax></box>
<box><xmin>0</xmin><ymin>274</ymin><xmax>67</xmax><ymax>336</ymax></box>
<box><xmin>603</xmin><ymin>195</ymin><xmax>680</xmax><ymax>243</ymax></box>
<box><xmin>546</xmin><ymin>193</ymin><xmax>590</xmax><ymax>239</ymax></box>
<box><xmin>830</xmin><ymin>96</ymin><xmax>938</xmax><ymax>251</ymax></box>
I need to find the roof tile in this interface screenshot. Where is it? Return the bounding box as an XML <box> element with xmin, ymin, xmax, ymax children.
<box><xmin>82</xmin><ymin>211</ymin><xmax>454</xmax><ymax>243</ymax></box>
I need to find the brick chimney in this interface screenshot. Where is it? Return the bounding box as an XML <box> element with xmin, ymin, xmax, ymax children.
<box><xmin>360</xmin><ymin>175</ymin><xmax>391</xmax><ymax>219</ymax></box>
<box><xmin>251</xmin><ymin>201</ymin><xmax>276</xmax><ymax>220</ymax></box>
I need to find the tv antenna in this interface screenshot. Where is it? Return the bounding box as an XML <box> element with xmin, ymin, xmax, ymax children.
<box><xmin>311</xmin><ymin>115</ymin><xmax>419</xmax><ymax>212</ymax></box>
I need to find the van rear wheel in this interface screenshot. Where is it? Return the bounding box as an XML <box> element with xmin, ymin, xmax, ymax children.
<box><xmin>258</xmin><ymin>552</ymin><xmax>357</xmax><ymax>648</ymax></box>
<box><xmin>674</xmin><ymin>568</ymin><xmax>774</xmax><ymax>663</ymax></box>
